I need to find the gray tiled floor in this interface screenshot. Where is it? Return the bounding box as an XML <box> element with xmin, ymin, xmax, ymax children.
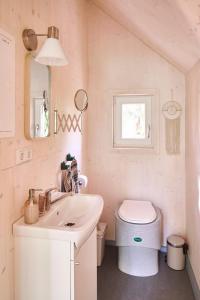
<box><xmin>98</xmin><ymin>246</ymin><xmax>195</xmax><ymax>300</ymax></box>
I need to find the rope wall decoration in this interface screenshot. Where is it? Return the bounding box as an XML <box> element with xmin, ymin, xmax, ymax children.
<box><xmin>162</xmin><ymin>90</ymin><xmax>182</xmax><ymax>155</ymax></box>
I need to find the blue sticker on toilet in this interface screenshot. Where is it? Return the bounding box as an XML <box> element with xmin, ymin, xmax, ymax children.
<box><xmin>133</xmin><ymin>237</ymin><xmax>142</xmax><ymax>242</ymax></box>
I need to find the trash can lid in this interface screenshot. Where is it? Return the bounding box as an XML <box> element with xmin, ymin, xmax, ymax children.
<box><xmin>167</xmin><ymin>235</ymin><xmax>185</xmax><ymax>247</ymax></box>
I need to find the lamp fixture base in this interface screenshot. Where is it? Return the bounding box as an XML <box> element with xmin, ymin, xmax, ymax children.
<box><xmin>22</xmin><ymin>29</ymin><xmax>38</xmax><ymax>51</ymax></box>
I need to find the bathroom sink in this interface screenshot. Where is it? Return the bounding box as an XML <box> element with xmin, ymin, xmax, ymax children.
<box><xmin>13</xmin><ymin>194</ymin><xmax>104</xmax><ymax>247</ymax></box>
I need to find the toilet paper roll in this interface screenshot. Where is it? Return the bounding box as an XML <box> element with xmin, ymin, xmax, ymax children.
<box><xmin>78</xmin><ymin>175</ymin><xmax>88</xmax><ymax>188</ymax></box>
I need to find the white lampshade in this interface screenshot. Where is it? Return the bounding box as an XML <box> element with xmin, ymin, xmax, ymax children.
<box><xmin>35</xmin><ymin>37</ymin><xmax>68</xmax><ymax>66</ymax></box>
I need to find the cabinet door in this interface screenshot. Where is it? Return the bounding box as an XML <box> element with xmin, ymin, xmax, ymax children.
<box><xmin>15</xmin><ymin>237</ymin><xmax>71</xmax><ymax>300</ymax></box>
<box><xmin>0</xmin><ymin>29</ymin><xmax>15</xmax><ymax>138</ymax></box>
<box><xmin>74</xmin><ymin>229</ymin><xmax>97</xmax><ymax>300</ymax></box>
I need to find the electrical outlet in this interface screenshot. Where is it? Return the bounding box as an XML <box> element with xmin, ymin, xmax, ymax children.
<box><xmin>16</xmin><ymin>148</ymin><xmax>32</xmax><ymax>165</ymax></box>
<box><xmin>26</xmin><ymin>148</ymin><xmax>32</xmax><ymax>160</ymax></box>
<box><xmin>16</xmin><ymin>149</ymin><xmax>24</xmax><ymax>165</ymax></box>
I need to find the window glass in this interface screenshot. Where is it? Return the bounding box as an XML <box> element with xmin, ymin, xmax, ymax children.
<box><xmin>121</xmin><ymin>103</ymin><xmax>145</xmax><ymax>139</ymax></box>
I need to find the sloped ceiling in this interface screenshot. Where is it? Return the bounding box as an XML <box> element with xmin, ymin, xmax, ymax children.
<box><xmin>91</xmin><ymin>0</ymin><xmax>200</xmax><ymax>72</ymax></box>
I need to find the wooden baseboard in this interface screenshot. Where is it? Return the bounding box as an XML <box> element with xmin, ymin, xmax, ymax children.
<box><xmin>186</xmin><ymin>256</ymin><xmax>200</xmax><ymax>300</ymax></box>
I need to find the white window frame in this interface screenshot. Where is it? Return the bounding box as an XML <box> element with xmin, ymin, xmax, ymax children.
<box><xmin>112</xmin><ymin>91</ymin><xmax>158</xmax><ymax>150</ymax></box>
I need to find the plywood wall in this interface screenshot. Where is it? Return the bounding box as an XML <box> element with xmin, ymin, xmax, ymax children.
<box><xmin>87</xmin><ymin>3</ymin><xmax>186</xmax><ymax>244</ymax></box>
<box><xmin>186</xmin><ymin>61</ymin><xmax>200</xmax><ymax>289</ymax></box>
<box><xmin>0</xmin><ymin>0</ymin><xmax>88</xmax><ymax>299</ymax></box>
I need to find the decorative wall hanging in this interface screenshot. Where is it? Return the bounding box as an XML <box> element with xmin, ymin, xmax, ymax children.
<box><xmin>162</xmin><ymin>90</ymin><xmax>182</xmax><ymax>155</ymax></box>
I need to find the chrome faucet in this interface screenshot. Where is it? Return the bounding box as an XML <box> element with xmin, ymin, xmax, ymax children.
<box><xmin>45</xmin><ymin>187</ymin><xmax>57</xmax><ymax>211</ymax></box>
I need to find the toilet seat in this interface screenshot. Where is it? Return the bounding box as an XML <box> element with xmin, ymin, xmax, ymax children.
<box><xmin>118</xmin><ymin>200</ymin><xmax>157</xmax><ymax>224</ymax></box>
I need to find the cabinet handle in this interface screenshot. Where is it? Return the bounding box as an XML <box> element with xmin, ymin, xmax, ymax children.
<box><xmin>147</xmin><ymin>124</ymin><xmax>151</xmax><ymax>139</ymax></box>
<box><xmin>75</xmin><ymin>262</ymin><xmax>80</xmax><ymax>265</ymax></box>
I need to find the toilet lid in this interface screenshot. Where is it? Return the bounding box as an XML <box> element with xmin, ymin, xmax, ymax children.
<box><xmin>118</xmin><ymin>200</ymin><xmax>157</xmax><ymax>224</ymax></box>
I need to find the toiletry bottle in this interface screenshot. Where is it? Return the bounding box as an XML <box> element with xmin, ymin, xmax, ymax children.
<box><xmin>24</xmin><ymin>189</ymin><xmax>42</xmax><ymax>224</ymax></box>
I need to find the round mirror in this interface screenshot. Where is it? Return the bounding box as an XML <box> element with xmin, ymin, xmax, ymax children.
<box><xmin>74</xmin><ymin>89</ymin><xmax>88</xmax><ymax>112</ymax></box>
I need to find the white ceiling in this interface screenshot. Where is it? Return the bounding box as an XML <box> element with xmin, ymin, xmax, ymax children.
<box><xmin>91</xmin><ymin>0</ymin><xmax>200</xmax><ymax>72</ymax></box>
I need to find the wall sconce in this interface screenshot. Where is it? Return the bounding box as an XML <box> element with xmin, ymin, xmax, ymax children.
<box><xmin>22</xmin><ymin>26</ymin><xmax>68</xmax><ymax>66</ymax></box>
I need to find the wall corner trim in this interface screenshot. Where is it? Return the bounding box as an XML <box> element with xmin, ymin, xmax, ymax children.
<box><xmin>186</xmin><ymin>256</ymin><xmax>200</xmax><ymax>300</ymax></box>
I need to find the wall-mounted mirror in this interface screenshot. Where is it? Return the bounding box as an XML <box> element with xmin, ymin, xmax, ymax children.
<box><xmin>74</xmin><ymin>89</ymin><xmax>88</xmax><ymax>112</ymax></box>
<box><xmin>25</xmin><ymin>54</ymin><xmax>51</xmax><ymax>139</ymax></box>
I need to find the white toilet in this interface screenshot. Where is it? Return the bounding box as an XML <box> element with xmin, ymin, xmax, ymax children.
<box><xmin>115</xmin><ymin>200</ymin><xmax>161</xmax><ymax>277</ymax></box>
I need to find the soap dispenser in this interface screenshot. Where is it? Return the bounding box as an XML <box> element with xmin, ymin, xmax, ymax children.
<box><xmin>24</xmin><ymin>189</ymin><xmax>42</xmax><ymax>224</ymax></box>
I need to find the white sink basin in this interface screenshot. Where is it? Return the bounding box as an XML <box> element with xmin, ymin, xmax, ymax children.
<box><xmin>13</xmin><ymin>194</ymin><xmax>104</xmax><ymax>247</ymax></box>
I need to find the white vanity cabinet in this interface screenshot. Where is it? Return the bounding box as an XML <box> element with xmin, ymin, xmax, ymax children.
<box><xmin>14</xmin><ymin>229</ymin><xmax>97</xmax><ymax>300</ymax></box>
<box><xmin>14</xmin><ymin>194</ymin><xmax>103</xmax><ymax>300</ymax></box>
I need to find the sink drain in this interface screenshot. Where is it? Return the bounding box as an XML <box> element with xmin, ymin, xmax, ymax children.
<box><xmin>64</xmin><ymin>222</ymin><xmax>75</xmax><ymax>227</ymax></box>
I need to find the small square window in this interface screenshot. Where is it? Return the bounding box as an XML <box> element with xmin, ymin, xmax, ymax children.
<box><xmin>113</xmin><ymin>94</ymin><xmax>154</xmax><ymax>148</ymax></box>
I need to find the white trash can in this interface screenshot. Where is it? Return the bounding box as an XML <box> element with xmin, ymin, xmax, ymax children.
<box><xmin>167</xmin><ymin>235</ymin><xmax>187</xmax><ymax>270</ymax></box>
<box><xmin>97</xmin><ymin>223</ymin><xmax>107</xmax><ymax>266</ymax></box>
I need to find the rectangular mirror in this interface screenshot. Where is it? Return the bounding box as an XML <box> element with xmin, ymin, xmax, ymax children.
<box><xmin>24</xmin><ymin>54</ymin><xmax>51</xmax><ymax>139</ymax></box>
